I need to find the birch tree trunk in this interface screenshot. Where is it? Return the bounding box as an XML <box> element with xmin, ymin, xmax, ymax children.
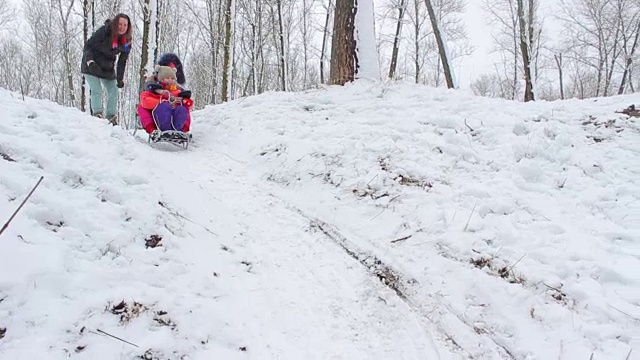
<box><xmin>221</xmin><ymin>0</ymin><xmax>234</xmax><ymax>102</ymax></box>
<box><xmin>517</xmin><ymin>0</ymin><xmax>534</xmax><ymax>101</ymax></box>
<box><xmin>320</xmin><ymin>0</ymin><xmax>333</xmax><ymax>84</ymax></box>
<box><xmin>138</xmin><ymin>0</ymin><xmax>158</xmax><ymax>92</ymax></box>
<box><xmin>413</xmin><ymin>0</ymin><xmax>420</xmax><ymax>83</ymax></box>
<box><xmin>276</xmin><ymin>0</ymin><xmax>287</xmax><ymax>91</ymax></box>
<box><xmin>81</xmin><ymin>0</ymin><xmax>92</xmax><ymax>112</ymax></box>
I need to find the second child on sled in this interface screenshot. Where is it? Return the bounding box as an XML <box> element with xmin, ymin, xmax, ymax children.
<box><xmin>137</xmin><ymin>64</ymin><xmax>193</xmax><ymax>142</ymax></box>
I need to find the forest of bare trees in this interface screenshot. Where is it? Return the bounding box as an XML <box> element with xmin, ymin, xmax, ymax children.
<box><xmin>477</xmin><ymin>0</ymin><xmax>640</xmax><ymax>101</ymax></box>
<box><xmin>0</xmin><ymin>0</ymin><xmax>637</xmax><ymax>119</ymax></box>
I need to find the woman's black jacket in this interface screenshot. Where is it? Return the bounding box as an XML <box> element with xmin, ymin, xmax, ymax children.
<box><xmin>80</xmin><ymin>21</ymin><xmax>130</xmax><ymax>82</ymax></box>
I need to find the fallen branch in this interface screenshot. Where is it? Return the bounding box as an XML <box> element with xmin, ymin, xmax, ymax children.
<box><xmin>390</xmin><ymin>234</ymin><xmax>412</xmax><ymax>244</ymax></box>
<box><xmin>93</xmin><ymin>328</ymin><xmax>139</xmax><ymax>348</ymax></box>
<box><xmin>615</xmin><ymin>105</ymin><xmax>640</xmax><ymax>117</ymax></box>
<box><xmin>0</xmin><ymin>176</ymin><xmax>44</xmax><ymax>237</ymax></box>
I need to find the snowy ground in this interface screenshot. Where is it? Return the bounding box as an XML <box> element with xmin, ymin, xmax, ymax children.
<box><xmin>0</xmin><ymin>82</ymin><xmax>638</xmax><ymax>359</ymax></box>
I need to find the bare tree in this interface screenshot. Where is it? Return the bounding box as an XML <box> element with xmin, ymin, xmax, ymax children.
<box><xmin>81</xmin><ymin>0</ymin><xmax>94</xmax><ymax>112</ymax></box>
<box><xmin>53</xmin><ymin>0</ymin><xmax>76</xmax><ymax>107</ymax></box>
<box><xmin>300</xmin><ymin>0</ymin><xmax>314</xmax><ymax>87</ymax></box>
<box><xmin>614</xmin><ymin>0</ymin><xmax>640</xmax><ymax>94</ymax></box>
<box><xmin>0</xmin><ymin>0</ymin><xmax>16</xmax><ymax>32</ymax></box>
<box><xmin>559</xmin><ymin>0</ymin><xmax>623</xmax><ymax>97</ymax></box>
<box><xmin>405</xmin><ymin>0</ymin><xmax>430</xmax><ymax>83</ymax></box>
<box><xmin>424</xmin><ymin>0</ymin><xmax>455</xmax><ymax>88</ymax></box>
<box><xmin>221</xmin><ymin>0</ymin><xmax>235</xmax><ymax>101</ymax></box>
<box><xmin>517</xmin><ymin>0</ymin><xmax>534</xmax><ymax>101</ymax></box>
<box><xmin>396</xmin><ymin>0</ymin><xmax>468</xmax><ymax>85</ymax></box>
<box><xmin>484</xmin><ymin>0</ymin><xmax>542</xmax><ymax>100</ymax></box>
<box><xmin>320</xmin><ymin>0</ymin><xmax>333</xmax><ymax>84</ymax></box>
<box><xmin>388</xmin><ymin>0</ymin><xmax>407</xmax><ymax>79</ymax></box>
<box><xmin>23</xmin><ymin>0</ymin><xmax>61</xmax><ymax>101</ymax></box>
<box><xmin>554</xmin><ymin>53</ymin><xmax>565</xmax><ymax>99</ymax></box>
<box><xmin>272</xmin><ymin>0</ymin><xmax>287</xmax><ymax>90</ymax></box>
<box><xmin>485</xmin><ymin>0</ymin><xmax>520</xmax><ymax>99</ymax></box>
<box><xmin>471</xmin><ymin>73</ymin><xmax>502</xmax><ymax>97</ymax></box>
<box><xmin>138</xmin><ymin>0</ymin><xmax>159</xmax><ymax>92</ymax></box>
<box><xmin>185</xmin><ymin>0</ymin><xmax>224</xmax><ymax>103</ymax></box>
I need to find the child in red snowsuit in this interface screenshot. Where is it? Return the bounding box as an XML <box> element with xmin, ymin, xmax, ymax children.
<box><xmin>137</xmin><ymin>64</ymin><xmax>193</xmax><ymax>139</ymax></box>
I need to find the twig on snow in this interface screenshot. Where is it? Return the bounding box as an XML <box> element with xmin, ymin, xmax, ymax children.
<box><xmin>607</xmin><ymin>304</ymin><xmax>640</xmax><ymax>321</ymax></box>
<box><xmin>463</xmin><ymin>204</ymin><xmax>477</xmax><ymax>232</ymax></box>
<box><xmin>542</xmin><ymin>282</ymin><xmax>564</xmax><ymax>293</ymax></box>
<box><xmin>506</xmin><ymin>254</ymin><xmax>526</xmax><ymax>274</ymax></box>
<box><xmin>368</xmin><ymin>208</ymin><xmax>385</xmax><ymax>221</ymax></box>
<box><xmin>158</xmin><ymin>201</ymin><xmax>218</xmax><ymax>236</ymax></box>
<box><xmin>464</xmin><ymin>118</ymin><xmax>474</xmax><ymax>132</ymax></box>
<box><xmin>93</xmin><ymin>328</ymin><xmax>139</xmax><ymax>348</ymax></box>
<box><xmin>0</xmin><ymin>176</ymin><xmax>44</xmax><ymax>237</ymax></box>
<box><xmin>390</xmin><ymin>234</ymin><xmax>412</xmax><ymax>244</ymax></box>
<box><xmin>464</xmin><ymin>118</ymin><xmax>476</xmax><ymax>135</ymax></box>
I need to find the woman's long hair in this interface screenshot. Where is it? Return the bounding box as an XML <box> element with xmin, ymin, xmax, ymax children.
<box><xmin>109</xmin><ymin>13</ymin><xmax>132</xmax><ymax>43</ymax></box>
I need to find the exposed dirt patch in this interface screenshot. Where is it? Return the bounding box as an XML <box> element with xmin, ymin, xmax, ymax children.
<box><xmin>107</xmin><ymin>300</ymin><xmax>149</xmax><ymax>324</ymax></box>
<box><xmin>145</xmin><ymin>234</ymin><xmax>163</xmax><ymax>248</ymax></box>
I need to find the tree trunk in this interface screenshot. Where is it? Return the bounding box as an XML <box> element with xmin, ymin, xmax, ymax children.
<box><xmin>139</xmin><ymin>0</ymin><xmax>151</xmax><ymax>93</ymax></box>
<box><xmin>604</xmin><ymin>26</ymin><xmax>621</xmax><ymax>96</ymax></box>
<box><xmin>254</xmin><ymin>0</ymin><xmax>262</xmax><ymax>94</ymax></box>
<box><xmin>221</xmin><ymin>0</ymin><xmax>234</xmax><ymax>102</ymax></box>
<box><xmin>257</xmin><ymin>0</ymin><xmax>266</xmax><ymax>93</ymax></box>
<box><xmin>302</xmin><ymin>0</ymin><xmax>309</xmax><ymax>87</ymax></box>
<box><xmin>276</xmin><ymin>0</ymin><xmax>287</xmax><ymax>91</ymax></box>
<box><xmin>208</xmin><ymin>0</ymin><xmax>218</xmax><ymax>103</ymax></box>
<box><xmin>81</xmin><ymin>0</ymin><xmax>91</xmax><ymax>112</ymax></box>
<box><xmin>329</xmin><ymin>0</ymin><xmax>356</xmax><ymax>85</ymax></box>
<box><xmin>554</xmin><ymin>53</ymin><xmax>564</xmax><ymax>100</ymax></box>
<box><xmin>250</xmin><ymin>21</ymin><xmax>257</xmax><ymax>95</ymax></box>
<box><xmin>388</xmin><ymin>0</ymin><xmax>406</xmax><ymax>79</ymax></box>
<box><xmin>154</xmin><ymin>0</ymin><xmax>160</xmax><ymax>65</ymax></box>
<box><xmin>59</xmin><ymin>0</ymin><xmax>76</xmax><ymax>107</ymax></box>
<box><xmin>517</xmin><ymin>0</ymin><xmax>534</xmax><ymax>101</ymax></box>
<box><xmin>618</xmin><ymin>21</ymin><xmax>640</xmax><ymax>95</ymax></box>
<box><xmin>424</xmin><ymin>0</ymin><xmax>454</xmax><ymax>89</ymax></box>
<box><xmin>320</xmin><ymin>0</ymin><xmax>333</xmax><ymax>84</ymax></box>
<box><xmin>413</xmin><ymin>0</ymin><xmax>420</xmax><ymax>83</ymax></box>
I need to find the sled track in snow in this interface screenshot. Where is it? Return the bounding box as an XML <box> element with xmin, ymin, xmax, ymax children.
<box><xmin>193</xmin><ymin>143</ymin><xmax>517</xmax><ymax>359</ymax></box>
<box><xmin>289</xmin><ymin>205</ymin><xmax>517</xmax><ymax>360</ymax></box>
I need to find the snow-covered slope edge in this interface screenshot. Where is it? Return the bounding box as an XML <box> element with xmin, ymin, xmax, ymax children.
<box><xmin>199</xmin><ymin>80</ymin><xmax>640</xmax><ymax>359</ymax></box>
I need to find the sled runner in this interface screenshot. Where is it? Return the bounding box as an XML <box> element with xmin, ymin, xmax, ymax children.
<box><xmin>133</xmin><ymin>111</ymin><xmax>192</xmax><ymax>149</ymax></box>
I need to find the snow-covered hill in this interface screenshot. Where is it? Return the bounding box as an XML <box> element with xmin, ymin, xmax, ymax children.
<box><xmin>0</xmin><ymin>82</ymin><xmax>638</xmax><ymax>359</ymax></box>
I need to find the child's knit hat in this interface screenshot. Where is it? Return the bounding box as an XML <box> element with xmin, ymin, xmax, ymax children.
<box><xmin>155</xmin><ymin>65</ymin><xmax>177</xmax><ymax>81</ymax></box>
